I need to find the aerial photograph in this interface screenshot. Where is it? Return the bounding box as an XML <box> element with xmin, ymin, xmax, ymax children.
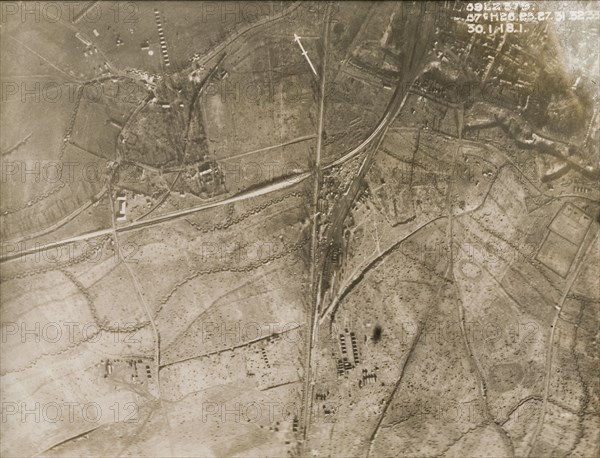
<box><xmin>0</xmin><ymin>1</ymin><xmax>598</xmax><ymax>457</ymax></box>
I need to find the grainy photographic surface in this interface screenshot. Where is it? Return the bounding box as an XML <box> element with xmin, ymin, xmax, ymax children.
<box><xmin>1</xmin><ymin>1</ymin><xmax>599</xmax><ymax>457</ymax></box>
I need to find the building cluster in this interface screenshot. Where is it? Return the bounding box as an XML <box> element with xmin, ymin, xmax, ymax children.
<box><xmin>101</xmin><ymin>358</ymin><xmax>151</xmax><ymax>383</ymax></box>
<box><xmin>336</xmin><ymin>329</ymin><xmax>361</xmax><ymax>377</ymax></box>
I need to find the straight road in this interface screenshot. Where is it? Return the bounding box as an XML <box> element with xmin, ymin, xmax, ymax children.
<box><xmin>0</xmin><ymin>172</ymin><xmax>310</xmax><ymax>263</ymax></box>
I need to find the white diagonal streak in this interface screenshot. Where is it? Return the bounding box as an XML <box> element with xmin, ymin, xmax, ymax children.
<box><xmin>294</xmin><ymin>33</ymin><xmax>318</xmax><ymax>77</ymax></box>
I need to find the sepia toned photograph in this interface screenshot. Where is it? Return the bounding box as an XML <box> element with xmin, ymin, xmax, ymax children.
<box><xmin>1</xmin><ymin>1</ymin><xmax>599</xmax><ymax>457</ymax></box>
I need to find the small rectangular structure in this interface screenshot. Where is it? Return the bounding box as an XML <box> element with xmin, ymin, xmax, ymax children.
<box><xmin>116</xmin><ymin>195</ymin><xmax>127</xmax><ymax>221</ymax></box>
